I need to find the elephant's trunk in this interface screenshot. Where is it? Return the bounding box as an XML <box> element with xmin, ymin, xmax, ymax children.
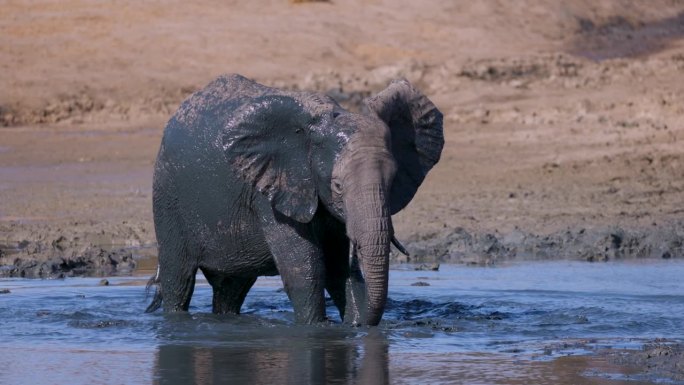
<box><xmin>345</xmin><ymin>182</ymin><xmax>391</xmax><ymax>326</ymax></box>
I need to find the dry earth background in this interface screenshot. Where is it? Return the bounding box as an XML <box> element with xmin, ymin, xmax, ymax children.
<box><xmin>1</xmin><ymin>0</ymin><xmax>684</xmax><ymax>278</ymax></box>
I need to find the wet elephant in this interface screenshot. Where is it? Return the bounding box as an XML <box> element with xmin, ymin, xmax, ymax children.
<box><xmin>146</xmin><ymin>74</ymin><xmax>443</xmax><ymax>325</ymax></box>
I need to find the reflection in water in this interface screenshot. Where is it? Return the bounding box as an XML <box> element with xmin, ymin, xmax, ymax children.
<box><xmin>154</xmin><ymin>327</ymin><xmax>388</xmax><ymax>385</ymax></box>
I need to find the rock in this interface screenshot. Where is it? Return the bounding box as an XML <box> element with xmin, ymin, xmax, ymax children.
<box><xmin>414</xmin><ymin>263</ymin><xmax>440</xmax><ymax>271</ymax></box>
<box><xmin>0</xmin><ymin>289</ymin><xmax>10</xmax><ymax>294</ymax></box>
<box><xmin>98</xmin><ymin>279</ymin><xmax>109</xmax><ymax>286</ymax></box>
<box><xmin>51</xmin><ymin>235</ymin><xmax>68</xmax><ymax>251</ymax></box>
<box><xmin>411</xmin><ymin>281</ymin><xmax>430</xmax><ymax>286</ymax></box>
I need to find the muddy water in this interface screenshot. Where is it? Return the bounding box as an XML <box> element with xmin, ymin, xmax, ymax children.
<box><xmin>1</xmin><ymin>261</ymin><xmax>683</xmax><ymax>384</ymax></box>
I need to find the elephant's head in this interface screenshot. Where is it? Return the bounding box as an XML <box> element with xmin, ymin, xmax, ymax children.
<box><xmin>221</xmin><ymin>75</ymin><xmax>444</xmax><ymax>325</ymax></box>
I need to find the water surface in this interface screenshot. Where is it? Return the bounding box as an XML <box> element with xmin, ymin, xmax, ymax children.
<box><xmin>1</xmin><ymin>261</ymin><xmax>683</xmax><ymax>384</ymax></box>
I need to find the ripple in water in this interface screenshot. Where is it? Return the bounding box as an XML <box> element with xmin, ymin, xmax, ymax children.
<box><xmin>0</xmin><ymin>261</ymin><xmax>683</xmax><ymax>384</ymax></box>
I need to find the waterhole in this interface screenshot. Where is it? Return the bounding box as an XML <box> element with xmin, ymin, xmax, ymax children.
<box><xmin>1</xmin><ymin>261</ymin><xmax>682</xmax><ymax>384</ymax></box>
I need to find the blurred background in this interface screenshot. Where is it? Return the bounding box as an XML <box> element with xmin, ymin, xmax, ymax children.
<box><xmin>1</xmin><ymin>0</ymin><xmax>683</xmax><ymax>274</ymax></box>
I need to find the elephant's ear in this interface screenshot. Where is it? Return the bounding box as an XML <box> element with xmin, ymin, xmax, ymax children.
<box><xmin>221</xmin><ymin>95</ymin><xmax>318</xmax><ymax>223</ymax></box>
<box><xmin>364</xmin><ymin>79</ymin><xmax>444</xmax><ymax>214</ymax></box>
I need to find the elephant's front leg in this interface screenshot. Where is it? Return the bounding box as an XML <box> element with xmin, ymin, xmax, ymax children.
<box><xmin>323</xmin><ymin>234</ymin><xmax>367</xmax><ymax>325</ymax></box>
<box><xmin>261</xmin><ymin>211</ymin><xmax>326</xmax><ymax>324</ymax></box>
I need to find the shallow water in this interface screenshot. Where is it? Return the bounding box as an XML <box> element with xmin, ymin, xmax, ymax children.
<box><xmin>1</xmin><ymin>261</ymin><xmax>683</xmax><ymax>384</ymax></box>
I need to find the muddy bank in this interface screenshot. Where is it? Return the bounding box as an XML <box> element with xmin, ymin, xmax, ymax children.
<box><xmin>0</xmin><ymin>247</ymin><xmax>136</xmax><ymax>279</ymax></box>
<box><xmin>608</xmin><ymin>342</ymin><xmax>684</xmax><ymax>382</ymax></box>
<box><xmin>570</xmin><ymin>12</ymin><xmax>684</xmax><ymax>61</ymax></box>
<box><xmin>545</xmin><ymin>340</ymin><xmax>684</xmax><ymax>383</ymax></box>
<box><xmin>0</xmin><ymin>221</ymin><xmax>154</xmax><ymax>278</ymax></box>
<box><xmin>1</xmin><ymin>219</ymin><xmax>682</xmax><ymax>278</ymax></box>
<box><xmin>403</xmin><ymin>221</ymin><xmax>684</xmax><ymax>265</ymax></box>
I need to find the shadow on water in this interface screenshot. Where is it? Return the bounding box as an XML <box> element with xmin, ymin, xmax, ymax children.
<box><xmin>570</xmin><ymin>12</ymin><xmax>684</xmax><ymax>61</ymax></box>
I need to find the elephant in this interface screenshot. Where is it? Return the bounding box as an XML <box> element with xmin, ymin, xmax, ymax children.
<box><xmin>146</xmin><ymin>74</ymin><xmax>443</xmax><ymax>326</ymax></box>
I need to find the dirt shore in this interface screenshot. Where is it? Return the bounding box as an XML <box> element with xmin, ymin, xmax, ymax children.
<box><xmin>607</xmin><ymin>342</ymin><xmax>684</xmax><ymax>382</ymax></box>
<box><xmin>545</xmin><ymin>340</ymin><xmax>684</xmax><ymax>383</ymax></box>
<box><xmin>1</xmin><ymin>0</ymin><xmax>683</xmax><ymax>279</ymax></box>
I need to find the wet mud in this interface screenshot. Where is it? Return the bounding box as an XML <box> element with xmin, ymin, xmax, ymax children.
<box><xmin>2</xmin><ymin>219</ymin><xmax>682</xmax><ymax>277</ymax></box>
<box><xmin>404</xmin><ymin>221</ymin><xmax>684</xmax><ymax>265</ymax></box>
<box><xmin>571</xmin><ymin>12</ymin><xmax>684</xmax><ymax>61</ymax></box>
<box><xmin>0</xmin><ymin>221</ymin><xmax>153</xmax><ymax>278</ymax></box>
<box><xmin>607</xmin><ymin>342</ymin><xmax>684</xmax><ymax>382</ymax></box>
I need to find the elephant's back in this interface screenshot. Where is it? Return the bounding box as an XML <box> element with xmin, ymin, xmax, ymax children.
<box><xmin>156</xmin><ymin>74</ymin><xmax>270</xmax><ymax>172</ymax></box>
<box><xmin>157</xmin><ymin>74</ymin><xmax>281</xmax><ymax>172</ymax></box>
<box><xmin>172</xmin><ymin>74</ymin><xmax>276</xmax><ymax>131</ymax></box>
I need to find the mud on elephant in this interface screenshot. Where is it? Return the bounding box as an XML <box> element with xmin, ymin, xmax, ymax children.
<box><xmin>146</xmin><ymin>74</ymin><xmax>443</xmax><ymax>325</ymax></box>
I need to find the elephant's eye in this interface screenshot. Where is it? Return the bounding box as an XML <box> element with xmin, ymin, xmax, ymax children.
<box><xmin>332</xmin><ymin>180</ymin><xmax>342</xmax><ymax>193</ymax></box>
<box><xmin>332</xmin><ymin>111</ymin><xmax>341</xmax><ymax>118</ymax></box>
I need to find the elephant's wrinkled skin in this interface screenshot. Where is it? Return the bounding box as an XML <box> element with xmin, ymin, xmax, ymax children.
<box><xmin>146</xmin><ymin>74</ymin><xmax>443</xmax><ymax>325</ymax></box>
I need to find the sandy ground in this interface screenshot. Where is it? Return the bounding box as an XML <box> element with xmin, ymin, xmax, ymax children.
<box><xmin>1</xmin><ymin>0</ymin><xmax>684</xmax><ymax>270</ymax></box>
<box><xmin>1</xmin><ymin>1</ymin><xmax>684</xmax><ymax>380</ymax></box>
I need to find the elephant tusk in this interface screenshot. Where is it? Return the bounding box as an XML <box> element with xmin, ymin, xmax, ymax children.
<box><xmin>391</xmin><ymin>236</ymin><xmax>410</xmax><ymax>257</ymax></box>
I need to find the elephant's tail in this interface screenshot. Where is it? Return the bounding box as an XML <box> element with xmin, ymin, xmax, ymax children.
<box><xmin>145</xmin><ymin>265</ymin><xmax>163</xmax><ymax>313</ymax></box>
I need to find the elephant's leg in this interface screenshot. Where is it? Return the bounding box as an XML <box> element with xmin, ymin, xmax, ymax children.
<box><xmin>324</xmin><ymin>239</ymin><xmax>350</xmax><ymax>321</ymax></box>
<box><xmin>325</xmin><ymin>268</ymin><xmax>347</xmax><ymax>321</ymax></box>
<box><xmin>325</xmin><ymin>265</ymin><xmax>367</xmax><ymax>325</ymax></box>
<box><xmin>202</xmin><ymin>270</ymin><xmax>257</xmax><ymax>315</ymax></box>
<box><xmin>344</xmin><ymin>253</ymin><xmax>368</xmax><ymax>326</ymax></box>
<box><xmin>322</xmin><ymin>221</ymin><xmax>365</xmax><ymax>324</ymax></box>
<box><xmin>155</xmin><ymin>210</ymin><xmax>198</xmax><ymax>312</ymax></box>
<box><xmin>158</xmin><ymin>242</ymin><xmax>197</xmax><ymax>312</ymax></box>
<box><xmin>261</xmin><ymin>212</ymin><xmax>326</xmax><ymax>324</ymax></box>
